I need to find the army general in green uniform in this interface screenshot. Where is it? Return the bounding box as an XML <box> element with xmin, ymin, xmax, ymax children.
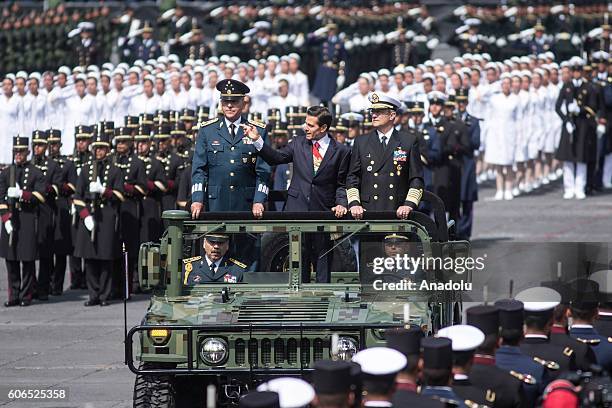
<box><xmin>183</xmin><ymin>234</ymin><xmax>246</xmax><ymax>284</ymax></box>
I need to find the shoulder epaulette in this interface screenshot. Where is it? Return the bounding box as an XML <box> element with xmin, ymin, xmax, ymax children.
<box><xmin>576</xmin><ymin>337</ymin><xmax>601</xmax><ymax>345</ymax></box>
<box><xmin>229</xmin><ymin>258</ymin><xmax>247</xmax><ymax>268</ymax></box>
<box><xmin>563</xmin><ymin>347</ymin><xmax>574</xmax><ymax>357</ymax></box>
<box><xmin>509</xmin><ymin>370</ymin><xmax>537</xmax><ymax>385</ymax></box>
<box><xmin>248</xmin><ymin>119</ymin><xmax>266</xmax><ymax>129</ymax></box>
<box><xmin>196</xmin><ymin>117</ymin><xmax>219</xmax><ymax>129</ymax></box>
<box><xmin>183</xmin><ymin>256</ymin><xmax>202</xmax><ymax>264</ymax></box>
<box><xmin>465</xmin><ymin>400</ymin><xmax>490</xmax><ymax>408</ymax></box>
<box><xmin>533</xmin><ymin>356</ymin><xmax>560</xmax><ymax>370</ymax></box>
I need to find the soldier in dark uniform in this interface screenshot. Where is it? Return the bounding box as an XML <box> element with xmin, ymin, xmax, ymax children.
<box><xmin>72</xmin><ymin>130</ymin><xmax>124</xmax><ymax>307</ymax></box>
<box><xmin>125</xmin><ymin>21</ymin><xmax>160</xmax><ymax>64</ymax></box>
<box><xmin>555</xmin><ymin>57</ymin><xmax>598</xmax><ymax>200</ymax></box>
<box><xmin>134</xmin><ymin>124</ymin><xmax>166</xmax><ymax>244</ymax></box>
<box><xmin>311</xmin><ymin>23</ymin><xmax>347</xmax><ymax>104</ymax></box>
<box><xmin>411</xmin><ymin>101</ymin><xmax>439</xmax><ymax>194</ymax></box>
<box><xmin>177</xmin><ymin>24</ymin><xmax>211</xmax><ymax>62</ymax></box>
<box><xmin>526</xmin><ymin>22</ymin><xmax>552</xmax><ymax>55</ymax></box>
<box><xmin>182</xmin><ymin>234</ymin><xmax>246</xmax><ymax>284</ymax></box>
<box><xmin>389</xmin><ymin>27</ymin><xmax>417</xmax><ymax>68</ymax></box>
<box><xmin>312</xmin><ymin>360</ymin><xmax>360</xmax><ymax>408</ymax></box>
<box><xmin>112</xmin><ymin>126</ymin><xmax>146</xmax><ymax>295</ymax></box>
<box><xmin>568</xmin><ymin>279</ymin><xmax>612</xmax><ymax>372</ymax></box>
<box><xmin>154</xmin><ymin>123</ymin><xmax>182</xmax><ymax>215</ymax></box>
<box><xmin>47</xmin><ymin>129</ymin><xmax>77</xmax><ymax>296</ymax></box>
<box><xmin>494</xmin><ymin>299</ymin><xmax>549</xmax><ymax>406</ymax></box>
<box><xmin>191</xmin><ymin>79</ymin><xmax>271</xmax><ymax>219</ymax></box>
<box><xmin>516</xmin><ymin>287</ymin><xmax>580</xmax><ymax>376</ymax></box>
<box><xmin>248</xmin><ymin>21</ymin><xmax>277</xmax><ymax>60</ymax></box>
<box><xmin>74</xmin><ymin>21</ymin><xmax>97</xmax><ymax>67</ymax></box>
<box><xmin>346</xmin><ymin>93</ymin><xmax>424</xmax><ymax>221</ymax></box>
<box><xmin>466</xmin><ymin>305</ymin><xmax>526</xmax><ymax>408</ymax></box>
<box><xmin>437</xmin><ymin>324</ymin><xmax>494</xmax><ymax>407</ymax></box>
<box><xmin>386</xmin><ymin>327</ymin><xmax>444</xmax><ymax>407</ymax></box>
<box><xmin>419</xmin><ymin>337</ymin><xmax>468</xmax><ymax>407</ymax></box>
<box><xmin>454</xmin><ymin>18</ymin><xmax>487</xmax><ymax>55</ymax></box>
<box><xmin>30</xmin><ymin>130</ymin><xmax>61</xmax><ymax>301</ymax></box>
<box><xmin>67</xmin><ymin>125</ymin><xmax>94</xmax><ymax>290</ymax></box>
<box><xmin>455</xmin><ymin>88</ymin><xmax>480</xmax><ymax>240</ymax></box>
<box><xmin>0</xmin><ymin>136</ymin><xmax>46</xmax><ymax>307</ymax></box>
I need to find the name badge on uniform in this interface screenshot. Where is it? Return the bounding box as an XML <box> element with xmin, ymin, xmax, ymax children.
<box><xmin>242</xmin><ymin>137</ymin><xmax>253</xmax><ymax>145</ymax></box>
<box><xmin>211</xmin><ymin>140</ymin><xmax>221</xmax><ymax>146</ymax></box>
<box><xmin>393</xmin><ymin>149</ymin><xmax>407</xmax><ymax>162</ymax></box>
<box><xmin>193</xmin><ymin>275</ymin><xmax>201</xmax><ymax>283</ymax></box>
<box><xmin>224</xmin><ymin>274</ymin><xmax>237</xmax><ymax>283</ymax></box>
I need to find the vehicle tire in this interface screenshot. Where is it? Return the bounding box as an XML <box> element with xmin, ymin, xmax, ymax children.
<box><xmin>260</xmin><ymin>233</ymin><xmax>289</xmax><ymax>272</ymax></box>
<box><xmin>133</xmin><ymin>363</ymin><xmax>176</xmax><ymax>408</ymax></box>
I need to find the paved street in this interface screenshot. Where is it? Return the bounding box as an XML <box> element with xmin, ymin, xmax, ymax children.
<box><xmin>0</xmin><ymin>180</ymin><xmax>611</xmax><ymax>407</ymax></box>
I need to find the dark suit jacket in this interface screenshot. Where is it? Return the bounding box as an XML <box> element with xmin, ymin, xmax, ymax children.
<box><xmin>257</xmin><ymin>135</ymin><xmax>351</xmax><ymax>211</ymax></box>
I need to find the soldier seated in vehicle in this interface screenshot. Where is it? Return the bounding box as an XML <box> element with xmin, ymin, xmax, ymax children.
<box><xmin>183</xmin><ymin>233</ymin><xmax>247</xmax><ymax>284</ymax></box>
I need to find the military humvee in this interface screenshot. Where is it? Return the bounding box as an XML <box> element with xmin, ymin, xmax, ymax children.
<box><xmin>126</xmin><ymin>192</ymin><xmax>470</xmax><ymax>407</ymax></box>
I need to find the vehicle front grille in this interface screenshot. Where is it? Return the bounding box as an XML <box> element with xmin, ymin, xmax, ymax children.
<box><xmin>233</xmin><ymin>335</ymin><xmax>335</xmax><ymax>368</ymax></box>
<box><xmin>236</xmin><ymin>299</ymin><xmax>329</xmax><ymax>323</ymax></box>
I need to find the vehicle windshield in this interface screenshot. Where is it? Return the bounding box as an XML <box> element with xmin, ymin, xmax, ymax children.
<box><xmin>179</xmin><ymin>227</ymin><xmax>431</xmax><ymax>287</ymax></box>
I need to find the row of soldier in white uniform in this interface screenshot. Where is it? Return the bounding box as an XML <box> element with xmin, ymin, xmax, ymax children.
<box><xmin>0</xmin><ymin>52</ymin><xmax>311</xmax><ymax>164</ymax></box>
<box><xmin>331</xmin><ymin>50</ymin><xmax>612</xmax><ymax>200</ymax></box>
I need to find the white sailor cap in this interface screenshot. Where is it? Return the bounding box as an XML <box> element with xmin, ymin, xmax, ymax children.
<box><xmin>359</xmin><ymin>73</ymin><xmax>372</xmax><ymax>83</ymax></box>
<box><xmin>280</xmin><ymin>55</ymin><xmax>290</xmax><ymax>62</ymax></box>
<box><xmin>521</xmin><ymin>70</ymin><xmax>532</xmax><ymax>77</ymax></box>
<box><xmin>537</xmin><ymin>53</ymin><xmax>547</xmax><ymax>60</ymax></box>
<box><xmin>170</xmin><ymin>62</ymin><xmax>182</xmax><ymax>70</ymax></box>
<box><xmin>460</xmin><ymin>67</ymin><xmax>471</xmax><ymax>75</ymax></box>
<box><xmin>247</xmin><ymin>59</ymin><xmax>259</xmax><ymax>69</ymax></box>
<box><xmin>208</xmin><ymin>56</ymin><xmax>219</xmax><ymax>65</ymax></box>
<box><xmin>102</xmin><ymin>62</ymin><xmax>114</xmax><ymax>71</ymax></box>
<box><xmin>155</xmin><ymin>72</ymin><xmax>167</xmax><ymax>81</ymax></box>
<box><xmin>133</xmin><ymin>59</ymin><xmax>145</xmax><ymax>68</ymax></box>
<box><xmin>267</xmin><ymin>55</ymin><xmax>280</xmax><ymax>63</ymax></box>
<box><xmin>225</xmin><ymin>62</ymin><xmax>236</xmax><ymax>70</ymax></box>
<box><xmin>15</xmin><ymin>70</ymin><xmax>28</xmax><ymax>80</ymax></box>
<box><xmin>4</xmin><ymin>73</ymin><xmax>15</xmax><ymax>82</ymax></box>
<box><xmin>86</xmin><ymin>65</ymin><xmax>99</xmax><ymax>73</ymax></box>
<box><xmin>472</xmin><ymin>54</ymin><xmax>483</xmax><ymax>62</ymax></box>
<box><xmin>128</xmin><ymin>66</ymin><xmax>141</xmax><ymax>75</ymax></box>
<box><xmin>28</xmin><ymin>72</ymin><xmax>41</xmax><ymax>82</ymax></box>
<box><xmin>112</xmin><ymin>68</ymin><xmax>125</xmax><ymax>77</ymax></box>
<box><xmin>503</xmin><ymin>59</ymin><xmax>513</xmax><ymax>67</ymax></box>
<box><xmin>352</xmin><ymin>347</ymin><xmax>407</xmax><ymax>376</ymax></box>
<box><xmin>100</xmin><ymin>70</ymin><xmax>112</xmax><ymax>78</ymax></box>
<box><xmin>465</xmin><ymin>18</ymin><xmax>481</xmax><ymax>27</ymax></box>
<box><xmin>86</xmin><ymin>72</ymin><xmax>99</xmax><ymax>81</ymax></box>
<box><xmin>194</xmin><ymin>58</ymin><xmax>205</xmax><ymax>66</ymax></box>
<box><xmin>453</xmin><ymin>56</ymin><xmax>465</xmax><ymax>64</ymax></box>
<box><xmin>167</xmin><ymin>54</ymin><xmax>180</xmax><ymax>63</ymax></box>
<box><xmin>143</xmin><ymin>65</ymin><xmax>154</xmax><ymax>72</ymax></box>
<box><xmin>288</xmin><ymin>52</ymin><xmax>301</xmax><ymax>62</ymax></box>
<box><xmin>230</xmin><ymin>56</ymin><xmax>241</xmax><ymax>65</ymax></box>
<box><xmin>184</xmin><ymin>58</ymin><xmax>195</xmax><ymax>66</ymax></box>
<box><xmin>438</xmin><ymin>324</ymin><xmax>485</xmax><ymax>351</ymax></box>
<box><xmin>341</xmin><ymin>112</ymin><xmax>365</xmax><ymax>122</ymax></box>
<box><xmin>369</xmin><ymin>92</ymin><xmax>401</xmax><ymax>110</ymax></box>
<box><xmin>146</xmin><ymin>58</ymin><xmax>157</xmax><ymax>66</ymax></box>
<box><xmin>560</xmin><ymin>61</ymin><xmax>570</xmax><ymax>68</ymax></box>
<box><xmin>117</xmin><ymin>62</ymin><xmax>130</xmax><ymax>71</ymax></box>
<box><xmin>515</xmin><ymin>286</ymin><xmax>561</xmax><ymax>312</ymax></box>
<box><xmin>510</xmin><ymin>56</ymin><xmax>521</xmax><ymax>63</ymax></box>
<box><xmin>369</xmin><ymin>71</ymin><xmax>379</xmax><ymax>80</ymax></box>
<box><xmin>533</xmin><ymin>68</ymin><xmax>545</xmax><ymax>76</ymax></box>
<box><xmin>427</xmin><ymin>91</ymin><xmax>447</xmax><ymax>104</ymax></box>
<box><xmin>510</xmin><ymin>70</ymin><xmax>522</xmax><ymax>77</ymax></box>
<box><xmin>75</xmin><ymin>73</ymin><xmax>88</xmax><ymax>82</ymax></box>
<box><xmin>545</xmin><ymin>51</ymin><xmax>555</xmax><ymax>60</ymax></box>
<box><xmin>424</xmin><ymin>60</ymin><xmax>435</xmax><ymax>68</ymax></box>
<box><xmin>193</xmin><ymin>66</ymin><xmax>205</xmax><ymax>74</ymax></box>
<box><xmin>58</xmin><ymin>66</ymin><xmax>71</xmax><ymax>76</ymax></box>
<box><xmin>404</xmin><ymin>66</ymin><xmax>416</xmax><ymax>74</ymax></box>
<box><xmin>482</xmin><ymin>53</ymin><xmax>492</xmax><ymax>61</ymax></box>
<box><xmin>72</xmin><ymin>66</ymin><xmax>84</xmax><ymax>74</ymax></box>
<box><xmin>157</xmin><ymin>56</ymin><xmax>169</xmax><ymax>64</ymax></box>
<box><xmin>377</xmin><ymin>68</ymin><xmax>391</xmax><ymax>77</ymax></box>
<box><xmin>433</xmin><ymin>58</ymin><xmax>445</xmax><ymax>66</ymax></box>
<box><xmin>484</xmin><ymin>62</ymin><xmax>497</xmax><ymax>70</ymax></box>
<box><xmin>257</xmin><ymin>378</ymin><xmax>314</xmax><ymax>408</ymax></box>
<box><xmin>436</xmin><ymin>72</ymin><xmax>448</xmax><ymax>80</ymax></box>
<box><xmin>391</xmin><ymin>66</ymin><xmax>404</xmax><ymax>75</ymax></box>
<box><xmin>462</xmin><ymin>53</ymin><xmax>473</xmax><ymax>60</ymax></box>
<box><xmin>520</xmin><ymin>56</ymin><xmax>531</xmax><ymax>64</ymax></box>
<box><xmin>500</xmin><ymin>72</ymin><xmax>512</xmax><ymax>80</ymax></box>
<box><xmin>78</xmin><ymin>21</ymin><xmax>95</xmax><ymax>31</ymax></box>
<box><xmin>210</xmin><ymin>6</ymin><xmax>224</xmax><ymax>18</ymax></box>
<box><xmin>254</xmin><ymin>20</ymin><xmax>272</xmax><ymax>31</ymax></box>
<box><xmin>422</xmin><ymin>72</ymin><xmax>436</xmax><ymax>82</ymax></box>
<box><xmin>589</xmin><ymin>270</ymin><xmax>611</xmax><ymax>294</ymax></box>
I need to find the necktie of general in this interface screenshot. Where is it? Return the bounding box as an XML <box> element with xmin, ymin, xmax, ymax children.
<box><xmin>210</xmin><ymin>263</ymin><xmax>217</xmax><ymax>275</ymax></box>
<box><xmin>230</xmin><ymin>123</ymin><xmax>237</xmax><ymax>140</ymax></box>
<box><xmin>312</xmin><ymin>141</ymin><xmax>323</xmax><ymax>174</ymax></box>
<box><xmin>380</xmin><ymin>135</ymin><xmax>387</xmax><ymax>149</ymax></box>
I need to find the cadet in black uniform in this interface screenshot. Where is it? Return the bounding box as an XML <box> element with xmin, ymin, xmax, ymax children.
<box><xmin>182</xmin><ymin>234</ymin><xmax>247</xmax><ymax>284</ymax></box>
<box><xmin>30</xmin><ymin>130</ymin><xmax>61</xmax><ymax>301</ymax></box>
<box><xmin>1</xmin><ymin>136</ymin><xmax>46</xmax><ymax>307</ymax></box>
<box><xmin>73</xmin><ymin>131</ymin><xmax>124</xmax><ymax>307</ymax></box>
<box><xmin>47</xmin><ymin>129</ymin><xmax>77</xmax><ymax>295</ymax></box>
<box><xmin>346</xmin><ymin>93</ymin><xmax>424</xmax><ymax>220</ymax></box>
<box><xmin>134</xmin><ymin>124</ymin><xmax>166</xmax><ymax>244</ymax></box>
<box><xmin>590</xmin><ymin>270</ymin><xmax>612</xmax><ymax>336</ymax></box>
<box><xmin>113</xmin><ymin>126</ymin><xmax>146</xmax><ymax>295</ymax></box>
<box><xmin>419</xmin><ymin>337</ymin><xmax>468</xmax><ymax>407</ymax></box>
<box><xmin>466</xmin><ymin>305</ymin><xmax>525</xmax><ymax>408</ymax></box>
<box><xmin>386</xmin><ymin>327</ymin><xmax>444</xmax><ymax>407</ymax></box>
<box><xmin>154</xmin><ymin>123</ymin><xmax>182</xmax><ymax>215</ymax></box>
<box><xmin>67</xmin><ymin>125</ymin><xmax>94</xmax><ymax>290</ymax></box>
<box><xmin>312</xmin><ymin>360</ymin><xmax>358</xmax><ymax>408</ymax></box>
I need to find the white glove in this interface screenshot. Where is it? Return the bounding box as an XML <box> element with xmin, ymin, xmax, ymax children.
<box><xmin>70</xmin><ymin>204</ymin><xmax>76</xmax><ymax>216</ymax></box>
<box><xmin>336</xmin><ymin>75</ymin><xmax>345</xmax><ymax>89</ymax></box>
<box><xmin>84</xmin><ymin>215</ymin><xmax>94</xmax><ymax>231</ymax></box>
<box><xmin>4</xmin><ymin>220</ymin><xmax>12</xmax><ymax>235</ymax></box>
<box><xmin>76</xmin><ymin>167</ymin><xmax>81</xmax><ymax>176</ymax></box>
<box><xmin>565</xmin><ymin>121</ymin><xmax>575</xmax><ymax>134</ymax></box>
<box><xmin>597</xmin><ymin>123</ymin><xmax>606</xmax><ymax>137</ymax></box>
<box><xmin>568</xmin><ymin>101</ymin><xmax>580</xmax><ymax>114</ymax></box>
<box><xmin>7</xmin><ymin>183</ymin><xmax>22</xmax><ymax>199</ymax></box>
<box><xmin>89</xmin><ymin>178</ymin><xmax>106</xmax><ymax>194</ymax></box>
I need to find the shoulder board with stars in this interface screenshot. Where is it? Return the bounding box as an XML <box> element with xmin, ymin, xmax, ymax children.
<box><xmin>183</xmin><ymin>256</ymin><xmax>202</xmax><ymax>264</ymax></box>
<box><xmin>509</xmin><ymin>370</ymin><xmax>536</xmax><ymax>385</ymax></box>
<box><xmin>195</xmin><ymin>117</ymin><xmax>219</xmax><ymax>130</ymax></box>
<box><xmin>248</xmin><ymin>119</ymin><xmax>266</xmax><ymax>129</ymax></box>
<box><xmin>229</xmin><ymin>258</ymin><xmax>247</xmax><ymax>268</ymax></box>
<box><xmin>576</xmin><ymin>337</ymin><xmax>601</xmax><ymax>345</ymax></box>
<box><xmin>533</xmin><ymin>356</ymin><xmax>560</xmax><ymax>370</ymax></box>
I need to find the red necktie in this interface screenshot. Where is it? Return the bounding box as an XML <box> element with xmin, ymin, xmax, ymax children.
<box><xmin>312</xmin><ymin>141</ymin><xmax>323</xmax><ymax>174</ymax></box>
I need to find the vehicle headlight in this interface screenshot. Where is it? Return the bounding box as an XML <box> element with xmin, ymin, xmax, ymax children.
<box><xmin>148</xmin><ymin>329</ymin><xmax>171</xmax><ymax>345</ymax></box>
<box><xmin>333</xmin><ymin>337</ymin><xmax>358</xmax><ymax>361</ymax></box>
<box><xmin>200</xmin><ymin>338</ymin><xmax>228</xmax><ymax>365</ymax></box>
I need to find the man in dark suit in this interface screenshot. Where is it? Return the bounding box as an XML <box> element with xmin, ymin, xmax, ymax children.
<box><xmin>244</xmin><ymin>106</ymin><xmax>351</xmax><ymax>283</ymax></box>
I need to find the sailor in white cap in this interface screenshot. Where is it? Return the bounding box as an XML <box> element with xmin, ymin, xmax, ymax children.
<box><xmin>352</xmin><ymin>347</ymin><xmax>407</xmax><ymax>407</ymax></box>
<box><xmin>257</xmin><ymin>378</ymin><xmax>315</xmax><ymax>408</ymax></box>
<box><xmin>64</xmin><ymin>74</ymin><xmax>97</xmax><ymax>154</ymax></box>
<box><xmin>128</xmin><ymin>74</ymin><xmax>161</xmax><ymax>115</ymax></box>
<box><xmin>46</xmin><ymin>67</ymin><xmax>73</xmax><ymax>151</ymax></box>
<box><xmin>267</xmin><ymin>77</ymin><xmax>298</xmax><ymax>122</ymax></box>
<box><xmin>0</xmin><ymin>75</ymin><xmax>23</xmax><ymax>164</ymax></box>
<box><xmin>23</xmin><ymin>73</ymin><xmax>47</xmax><ymax>139</ymax></box>
<box><xmin>348</xmin><ymin>75</ymin><xmax>373</xmax><ymax>113</ymax></box>
<box><xmin>287</xmin><ymin>53</ymin><xmax>309</xmax><ymax>106</ymax></box>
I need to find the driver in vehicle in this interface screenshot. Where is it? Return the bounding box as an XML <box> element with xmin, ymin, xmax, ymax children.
<box><xmin>383</xmin><ymin>233</ymin><xmax>426</xmax><ymax>282</ymax></box>
<box><xmin>183</xmin><ymin>233</ymin><xmax>247</xmax><ymax>284</ymax></box>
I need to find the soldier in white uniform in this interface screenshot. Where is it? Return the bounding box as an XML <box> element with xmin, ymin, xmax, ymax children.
<box><xmin>64</xmin><ymin>75</ymin><xmax>97</xmax><ymax>155</ymax></box>
<box><xmin>23</xmin><ymin>73</ymin><xmax>47</xmax><ymax>139</ymax></box>
<box><xmin>287</xmin><ymin>53</ymin><xmax>310</xmax><ymax>106</ymax></box>
<box><xmin>128</xmin><ymin>75</ymin><xmax>161</xmax><ymax>115</ymax></box>
<box><xmin>0</xmin><ymin>77</ymin><xmax>24</xmax><ymax>165</ymax></box>
<box><xmin>267</xmin><ymin>78</ymin><xmax>298</xmax><ymax>122</ymax></box>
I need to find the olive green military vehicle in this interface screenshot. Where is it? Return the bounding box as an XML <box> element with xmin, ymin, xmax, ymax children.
<box><xmin>127</xmin><ymin>192</ymin><xmax>470</xmax><ymax>407</ymax></box>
